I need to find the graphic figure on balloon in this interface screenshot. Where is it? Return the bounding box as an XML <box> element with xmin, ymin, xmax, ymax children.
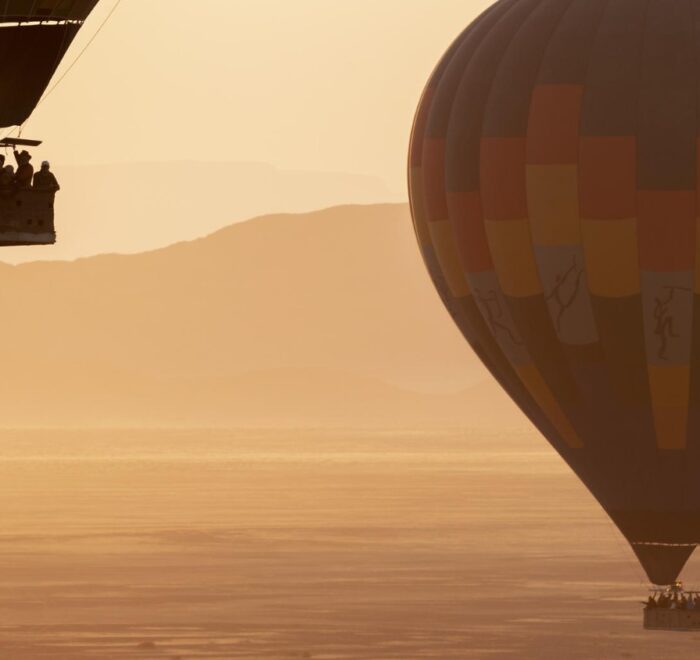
<box><xmin>408</xmin><ymin>0</ymin><xmax>700</xmax><ymax>631</ymax></box>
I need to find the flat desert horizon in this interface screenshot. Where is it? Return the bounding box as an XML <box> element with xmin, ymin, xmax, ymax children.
<box><xmin>0</xmin><ymin>427</ymin><xmax>697</xmax><ymax>659</ymax></box>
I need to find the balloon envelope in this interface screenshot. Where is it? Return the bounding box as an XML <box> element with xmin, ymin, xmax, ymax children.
<box><xmin>0</xmin><ymin>0</ymin><xmax>99</xmax><ymax>127</ymax></box>
<box><xmin>408</xmin><ymin>0</ymin><xmax>700</xmax><ymax>585</ymax></box>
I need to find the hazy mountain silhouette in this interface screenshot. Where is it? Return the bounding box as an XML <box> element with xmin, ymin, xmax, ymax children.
<box><xmin>0</xmin><ymin>203</ymin><xmax>525</xmax><ymax>428</ymax></box>
<box><xmin>2</xmin><ymin>162</ymin><xmax>403</xmax><ymax>263</ymax></box>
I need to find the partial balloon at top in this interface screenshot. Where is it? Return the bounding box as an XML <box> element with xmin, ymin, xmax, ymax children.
<box><xmin>0</xmin><ymin>0</ymin><xmax>99</xmax><ymax>128</ymax></box>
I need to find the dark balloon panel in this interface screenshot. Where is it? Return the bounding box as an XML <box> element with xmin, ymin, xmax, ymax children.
<box><xmin>0</xmin><ymin>0</ymin><xmax>99</xmax><ymax>127</ymax></box>
<box><xmin>0</xmin><ymin>1</ymin><xmax>98</xmax><ymax>22</ymax></box>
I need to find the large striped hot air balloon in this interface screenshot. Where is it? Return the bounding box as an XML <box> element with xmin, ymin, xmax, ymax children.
<box><xmin>0</xmin><ymin>0</ymin><xmax>100</xmax><ymax>247</ymax></box>
<box><xmin>409</xmin><ymin>0</ymin><xmax>700</xmax><ymax>587</ymax></box>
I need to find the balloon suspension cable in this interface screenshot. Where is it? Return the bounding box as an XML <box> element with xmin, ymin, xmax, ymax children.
<box><xmin>38</xmin><ymin>0</ymin><xmax>123</xmax><ymax>107</ymax></box>
<box><xmin>0</xmin><ymin>0</ymin><xmax>123</xmax><ymax>143</ymax></box>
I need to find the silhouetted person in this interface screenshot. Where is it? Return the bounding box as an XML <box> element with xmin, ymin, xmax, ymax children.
<box><xmin>0</xmin><ymin>165</ymin><xmax>14</xmax><ymax>197</ymax></box>
<box><xmin>645</xmin><ymin>595</ymin><xmax>657</xmax><ymax>609</ymax></box>
<box><xmin>13</xmin><ymin>150</ymin><xmax>33</xmax><ymax>189</ymax></box>
<box><xmin>33</xmin><ymin>161</ymin><xmax>59</xmax><ymax>192</ymax></box>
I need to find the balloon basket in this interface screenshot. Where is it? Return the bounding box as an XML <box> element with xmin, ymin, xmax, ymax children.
<box><xmin>0</xmin><ymin>188</ymin><xmax>55</xmax><ymax>246</ymax></box>
<box><xmin>644</xmin><ymin>583</ymin><xmax>700</xmax><ymax>631</ymax></box>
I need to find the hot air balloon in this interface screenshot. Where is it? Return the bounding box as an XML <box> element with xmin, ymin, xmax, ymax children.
<box><xmin>0</xmin><ymin>0</ymin><xmax>100</xmax><ymax>246</ymax></box>
<box><xmin>408</xmin><ymin>0</ymin><xmax>700</xmax><ymax>597</ymax></box>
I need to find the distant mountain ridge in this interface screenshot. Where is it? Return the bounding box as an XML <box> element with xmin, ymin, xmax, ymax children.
<box><xmin>0</xmin><ymin>203</ymin><xmax>526</xmax><ymax>429</ymax></box>
<box><xmin>1</xmin><ymin>162</ymin><xmax>403</xmax><ymax>264</ymax></box>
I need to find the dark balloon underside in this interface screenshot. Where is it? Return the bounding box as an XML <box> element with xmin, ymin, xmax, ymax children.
<box><xmin>0</xmin><ymin>0</ymin><xmax>98</xmax><ymax>127</ymax></box>
<box><xmin>408</xmin><ymin>0</ymin><xmax>700</xmax><ymax>585</ymax></box>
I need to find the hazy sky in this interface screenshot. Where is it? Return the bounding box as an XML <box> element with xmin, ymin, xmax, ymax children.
<box><xmin>25</xmin><ymin>0</ymin><xmax>491</xmax><ymax>194</ymax></box>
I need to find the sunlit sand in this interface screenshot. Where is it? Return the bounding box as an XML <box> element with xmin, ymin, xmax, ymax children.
<box><xmin>0</xmin><ymin>429</ymin><xmax>696</xmax><ymax>658</ymax></box>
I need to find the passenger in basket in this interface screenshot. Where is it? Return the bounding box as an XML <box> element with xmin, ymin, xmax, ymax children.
<box><xmin>33</xmin><ymin>161</ymin><xmax>60</xmax><ymax>192</ymax></box>
<box><xmin>0</xmin><ymin>165</ymin><xmax>14</xmax><ymax>197</ymax></box>
<box><xmin>13</xmin><ymin>150</ymin><xmax>33</xmax><ymax>189</ymax></box>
